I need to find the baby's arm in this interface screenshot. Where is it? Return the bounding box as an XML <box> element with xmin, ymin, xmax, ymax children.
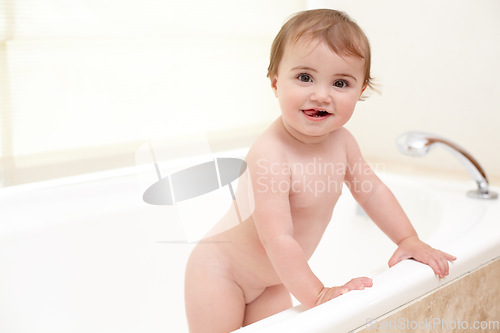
<box><xmin>248</xmin><ymin>148</ymin><xmax>371</xmax><ymax>308</ymax></box>
<box><xmin>343</xmin><ymin>130</ymin><xmax>456</xmax><ymax>278</ymax></box>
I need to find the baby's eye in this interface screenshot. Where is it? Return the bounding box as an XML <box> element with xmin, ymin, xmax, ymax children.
<box><xmin>333</xmin><ymin>80</ymin><xmax>349</xmax><ymax>88</ymax></box>
<box><xmin>297</xmin><ymin>73</ymin><xmax>312</xmax><ymax>83</ymax></box>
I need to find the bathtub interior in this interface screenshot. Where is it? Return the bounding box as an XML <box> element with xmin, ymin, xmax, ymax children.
<box><xmin>0</xmin><ymin>169</ymin><xmax>195</xmax><ymax>333</ymax></box>
<box><xmin>307</xmin><ymin>173</ymin><xmax>442</xmax><ymax>293</ymax></box>
<box><xmin>1</xmin><ymin>148</ymin><xmax>498</xmax><ymax>333</ymax></box>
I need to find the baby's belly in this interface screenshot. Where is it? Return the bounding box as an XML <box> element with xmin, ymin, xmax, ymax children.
<box><xmin>215</xmin><ymin>220</ymin><xmax>282</xmax><ymax>289</ymax></box>
<box><xmin>211</xmin><ymin>214</ymin><xmax>327</xmax><ymax>291</ymax></box>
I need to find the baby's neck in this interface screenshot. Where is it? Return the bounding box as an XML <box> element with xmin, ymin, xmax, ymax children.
<box><xmin>277</xmin><ymin>117</ymin><xmax>333</xmax><ymax>147</ymax></box>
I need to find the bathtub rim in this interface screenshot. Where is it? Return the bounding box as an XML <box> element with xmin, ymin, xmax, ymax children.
<box><xmin>235</xmin><ymin>241</ymin><xmax>500</xmax><ymax>333</ymax></box>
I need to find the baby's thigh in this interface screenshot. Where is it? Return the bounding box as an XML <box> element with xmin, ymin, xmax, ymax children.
<box><xmin>243</xmin><ymin>284</ymin><xmax>292</xmax><ymax>326</ymax></box>
<box><xmin>185</xmin><ymin>245</ymin><xmax>246</xmax><ymax>333</ymax></box>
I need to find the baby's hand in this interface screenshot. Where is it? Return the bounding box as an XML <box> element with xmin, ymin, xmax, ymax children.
<box><xmin>388</xmin><ymin>236</ymin><xmax>456</xmax><ymax>278</ymax></box>
<box><xmin>315</xmin><ymin>277</ymin><xmax>373</xmax><ymax>306</ymax></box>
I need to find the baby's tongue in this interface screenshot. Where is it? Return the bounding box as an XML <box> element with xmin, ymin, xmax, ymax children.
<box><xmin>303</xmin><ymin>109</ymin><xmax>320</xmax><ymax>116</ymax></box>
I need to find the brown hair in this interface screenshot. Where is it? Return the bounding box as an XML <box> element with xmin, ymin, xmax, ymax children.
<box><xmin>267</xmin><ymin>9</ymin><xmax>374</xmax><ymax>95</ymax></box>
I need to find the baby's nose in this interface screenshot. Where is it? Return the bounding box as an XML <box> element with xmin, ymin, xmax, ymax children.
<box><xmin>310</xmin><ymin>86</ymin><xmax>332</xmax><ymax>103</ymax></box>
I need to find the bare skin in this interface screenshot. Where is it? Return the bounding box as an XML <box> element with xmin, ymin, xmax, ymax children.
<box><xmin>185</xmin><ymin>122</ymin><xmax>372</xmax><ymax>333</ymax></box>
<box><xmin>185</xmin><ymin>39</ymin><xmax>455</xmax><ymax>333</ymax></box>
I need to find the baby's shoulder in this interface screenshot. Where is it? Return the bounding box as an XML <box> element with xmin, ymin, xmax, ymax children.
<box><xmin>330</xmin><ymin>127</ymin><xmax>356</xmax><ymax>143</ymax></box>
<box><xmin>329</xmin><ymin>127</ymin><xmax>364</xmax><ymax>163</ymax></box>
<box><xmin>329</xmin><ymin>127</ymin><xmax>362</xmax><ymax>152</ymax></box>
<box><xmin>246</xmin><ymin>127</ymin><xmax>287</xmax><ymax>162</ymax></box>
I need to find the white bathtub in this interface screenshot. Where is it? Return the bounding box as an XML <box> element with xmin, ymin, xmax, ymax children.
<box><xmin>1</xmin><ymin>148</ymin><xmax>499</xmax><ymax>333</ymax></box>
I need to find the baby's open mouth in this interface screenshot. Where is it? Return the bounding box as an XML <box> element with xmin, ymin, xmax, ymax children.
<box><xmin>302</xmin><ymin>109</ymin><xmax>331</xmax><ymax>118</ymax></box>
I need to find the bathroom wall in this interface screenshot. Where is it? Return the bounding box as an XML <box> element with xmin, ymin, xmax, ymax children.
<box><xmin>308</xmin><ymin>0</ymin><xmax>500</xmax><ymax>183</ymax></box>
<box><xmin>0</xmin><ymin>0</ymin><xmax>305</xmax><ymax>186</ymax></box>
<box><xmin>2</xmin><ymin>1</ymin><xmax>499</xmax><ymax>186</ymax></box>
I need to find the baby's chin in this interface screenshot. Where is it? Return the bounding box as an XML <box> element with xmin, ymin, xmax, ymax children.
<box><xmin>300</xmin><ymin>119</ymin><xmax>345</xmax><ymax>134</ymax></box>
<box><xmin>294</xmin><ymin>126</ymin><xmax>340</xmax><ymax>143</ymax></box>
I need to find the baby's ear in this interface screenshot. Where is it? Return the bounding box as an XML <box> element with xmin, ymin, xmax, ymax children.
<box><xmin>270</xmin><ymin>77</ymin><xmax>278</xmax><ymax>97</ymax></box>
<box><xmin>361</xmin><ymin>82</ymin><xmax>368</xmax><ymax>93</ymax></box>
<box><xmin>358</xmin><ymin>82</ymin><xmax>369</xmax><ymax>101</ymax></box>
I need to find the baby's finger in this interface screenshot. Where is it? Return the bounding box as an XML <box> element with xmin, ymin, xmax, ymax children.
<box><xmin>426</xmin><ymin>257</ymin><xmax>443</xmax><ymax>277</ymax></box>
<box><xmin>441</xmin><ymin>251</ymin><xmax>457</xmax><ymax>262</ymax></box>
<box><xmin>356</xmin><ymin>277</ymin><xmax>373</xmax><ymax>288</ymax></box>
<box><xmin>436</xmin><ymin>257</ymin><xmax>449</xmax><ymax>277</ymax></box>
<box><xmin>344</xmin><ymin>277</ymin><xmax>373</xmax><ymax>290</ymax></box>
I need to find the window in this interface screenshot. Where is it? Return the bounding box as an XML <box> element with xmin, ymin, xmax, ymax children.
<box><xmin>0</xmin><ymin>0</ymin><xmax>305</xmax><ymax>186</ymax></box>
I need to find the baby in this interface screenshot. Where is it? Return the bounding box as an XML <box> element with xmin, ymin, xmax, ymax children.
<box><xmin>185</xmin><ymin>9</ymin><xmax>456</xmax><ymax>333</ymax></box>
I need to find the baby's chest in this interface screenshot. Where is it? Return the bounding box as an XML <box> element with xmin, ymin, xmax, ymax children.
<box><xmin>288</xmin><ymin>160</ymin><xmax>346</xmax><ymax>205</ymax></box>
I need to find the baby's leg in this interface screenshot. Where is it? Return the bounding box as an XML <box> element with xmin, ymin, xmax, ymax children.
<box><xmin>185</xmin><ymin>246</ymin><xmax>246</xmax><ymax>333</ymax></box>
<box><xmin>243</xmin><ymin>284</ymin><xmax>292</xmax><ymax>326</ymax></box>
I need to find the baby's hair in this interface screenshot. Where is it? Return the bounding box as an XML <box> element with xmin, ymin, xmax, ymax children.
<box><xmin>267</xmin><ymin>9</ymin><xmax>375</xmax><ymax>97</ymax></box>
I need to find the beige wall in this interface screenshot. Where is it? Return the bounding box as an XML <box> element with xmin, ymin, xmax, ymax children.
<box><xmin>0</xmin><ymin>1</ymin><xmax>305</xmax><ymax>186</ymax></box>
<box><xmin>309</xmin><ymin>0</ymin><xmax>500</xmax><ymax>184</ymax></box>
<box><xmin>3</xmin><ymin>1</ymin><xmax>500</xmax><ymax>187</ymax></box>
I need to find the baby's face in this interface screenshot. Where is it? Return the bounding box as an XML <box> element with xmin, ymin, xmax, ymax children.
<box><xmin>271</xmin><ymin>38</ymin><xmax>366</xmax><ymax>143</ymax></box>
